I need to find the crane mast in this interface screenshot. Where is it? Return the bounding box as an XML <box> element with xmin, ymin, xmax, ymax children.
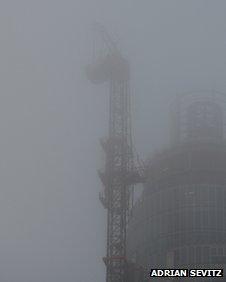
<box><xmin>86</xmin><ymin>25</ymin><xmax>142</xmax><ymax>282</ymax></box>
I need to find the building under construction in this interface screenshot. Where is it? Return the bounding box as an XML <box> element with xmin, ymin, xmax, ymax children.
<box><xmin>127</xmin><ymin>92</ymin><xmax>226</xmax><ymax>281</ymax></box>
<box><xmin>87</xmin><ymin>24</ymin><xmax>226</xmax><ymax>282</ymax></box>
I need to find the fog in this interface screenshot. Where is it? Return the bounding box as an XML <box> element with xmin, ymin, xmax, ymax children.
<box><xmin>0</xmin><ymin>1</ymin><xmax>226</xmax><ymax>281</ymax></box>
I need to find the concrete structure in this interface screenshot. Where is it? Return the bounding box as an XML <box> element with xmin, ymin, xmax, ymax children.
<box><xmin>127</xmin><ymin>92</ymin><xmax>226</xmax><ymax>281</ymax></box>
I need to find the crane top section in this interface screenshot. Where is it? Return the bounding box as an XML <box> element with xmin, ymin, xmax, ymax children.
<box><xmin>86</xmin><ymin>53</ymin><xmax>129</xmax><ymax>84</ymax></box>
<box><xmin>86</xmin><ymin>23</ymin><xmax>129</xmax><ymax>84</ymax></box>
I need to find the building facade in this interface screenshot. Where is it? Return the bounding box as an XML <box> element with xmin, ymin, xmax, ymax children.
<box><xmin>127</xmin><ymin>92</ymin><xmax>226</xmax><ymax>281</ymax></box>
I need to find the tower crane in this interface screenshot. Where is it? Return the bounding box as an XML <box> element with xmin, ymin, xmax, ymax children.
<box><xmin>86</xmin><ymin>24</ymin><xmax>144</xmax><ymax>282</ymax></box>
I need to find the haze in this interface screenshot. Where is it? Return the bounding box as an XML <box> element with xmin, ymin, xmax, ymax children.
<box><xmin>0</xmin><ymin>1</ymin><xmax>226</xmax><ymax>281</ymax></box>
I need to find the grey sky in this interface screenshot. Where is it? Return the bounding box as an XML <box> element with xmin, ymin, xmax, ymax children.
<box><xmin>0</xmin><ymin>1</ymin><xmax>226</xmax><ymax>281</ymax></box>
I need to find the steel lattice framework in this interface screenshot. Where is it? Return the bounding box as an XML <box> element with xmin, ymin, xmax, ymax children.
<box><xmin>86</xmin><ymin>25</ymin><xmax>143</xmax><ymax>282</ymax></box>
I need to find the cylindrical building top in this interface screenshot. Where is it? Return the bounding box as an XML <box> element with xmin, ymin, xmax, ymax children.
<box><xmin>170</xmin><ymin>91</ymin><xmax>226</xmax><ymax>145</ymax></box>
<box><xmin>186</xmin><ymin>100</ymin><xmax>223</xmax><ymax>142</ymax></box>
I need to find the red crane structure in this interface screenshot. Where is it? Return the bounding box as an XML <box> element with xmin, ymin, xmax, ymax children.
<box><xmin>86</xmin><ymin>24</ymin><xmax>144</xmax><ymax>282</ymax></box>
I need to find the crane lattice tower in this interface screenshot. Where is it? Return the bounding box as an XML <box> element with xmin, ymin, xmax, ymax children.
<box><xmin>86</xmin><ymin>25</ymin><xmax>142</xmax><ymax>282</ymax></box>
